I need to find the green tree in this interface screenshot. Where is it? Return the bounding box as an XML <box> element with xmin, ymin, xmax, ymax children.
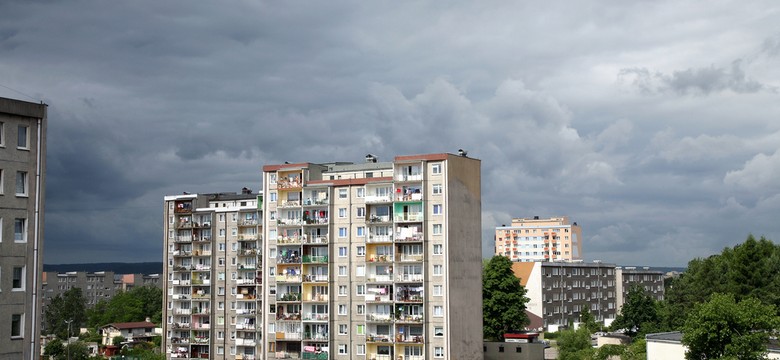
<box><xmin>113</xmin><ymin>335</ymin><xmax>126</xmax><ymax>346</ymax></box>
<box><xmin>45</xmin><ymin>287</ymin><xmax>87</xmax><ymax>339</ymax></box>
<box><xmin>557</xmin><ymin>327</ymin><xmax>595</xmax><ymax>360</ymax></box>
<box><xmin>611</xmin><ymin>284</ymin><xmax>658</xmax><ymax>338</ymax></box>
<box><xmin>682</xmin><ymin>293</ymin><xmax>779</xmax><ymax>360</ymax></box>
<box><xmin>579</xmin><ymin>308</ymin><xmax>599</xmax><ymax>334</ymax></box>
<box><xmin>44</xmin><ymin>338</ymin><xmax>65</xmax><ymax>359</ymax></box>
<box><xmin>482</xmin><ymin>256</ymin><xmax>530</xmax><ymax>340</ymax></box>
<box><xmin>87</xmin><ymin>286</ymin><xmax>163</xmax><ymax>327</ymax></box>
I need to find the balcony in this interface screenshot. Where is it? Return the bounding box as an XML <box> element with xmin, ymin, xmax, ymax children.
<box><xmin>394</xmin><ymin>213</ymin><xmax>423</xmax><ymax>222</ymax></box>
<box><xmin>276</xmin><ymin>312</ymin><xmax>301</xmax><ymax>321</ymax></box>
<box><xmin>303</xmin><ymin>333</ymin><xmax>329</xmax><ymax>341</ymax></box>
<box><xmin>367</xmin><ymin>234</ymin><xmax>393</xmax><ymax>243</ymax></box>
<box><xmin>174</xmin><ymin>236</ymin><xmax>193</xmax><ymax>243</ymax></box>
<box><xmin>278</xmin><ymin>235</ymin><xmax>303</xmax><ymax>245</ymax></box>
<box><xmin>236</xmin><ymin>293</ymin><xmax>257</xmax><ymax>300</ymax></box>
<box><xmin>173</xmin><ymin>308</ymin><xmax>191</xmax><ymax>315</ymax></box>
<box><xmin>365</xmin><ymin>195</ymin><xmax>392</xmax><ymax>204</ymax></box>
<box><xmin>395</xmin><ymin>193</ymin><xmax>423</xmax><ymax>202</ymax></box>
<box><xmin>171</xmin><ymin>322</ymin><xmax>190</xmax><ymax>329</ymax></box>
<box><xmin>303</xmin><ymin>274</ymin><xmax>328</xmax><ymax>283</ymax></box>
<box><xmin>368</xmin><ymin>215</ymin><xmax>392</xmax><ymax>223</ymax></box>
<box><xmin>277</xmin><ymin>256</ymin><xmax>301</xmax><ymax>264</ymax></box>
<box><xmin>279</xmin><ymin>200</ymin><xmax>301</xmax><ymax>208</ymax></box>
<box><xmin>396</xmin><ymin>274</ymin><xmax>423</xmax><ymax>282</ymax></box>
<box><xmin>302</xmin><ymin>255</ymin><xmax>328</xmax><ymax>264</ymax></box>
<box><xmin>172</xmin><ymin>294</ymin><xmax>189</xmax><ymax>300</ymax></box>
<box><xmin>302</xmin><ymin>313</ymin><xmax>328</xmax><ymax>321</ymax></box>
<box><xmin>365</xmin><ymin>294</ymin><xmax>392</xmax><ymax>302</ymax></box>
<box><xmin>395</xmin><ymin>232</ymin><xmax>423</xmax><ymax>242</ymax></box>
<box><xmin>193</xmin><ymin>250</ymin><xmax>211</xmax><ymax>257</ymax></box>
<box><xmin>398</xmin><ymin>254</ymin><xmax>423</xmax><ymax>262</ymax></box>
<box><xmin>396</xmin><ymin>335</ymin><xmax>424</xmax><ymax>343</ymax></box>
<box><xmin>303</xmin><ymin>218</ymin><xmax>328</xmax><ymax>225</ymax></box>
<box><xmin>236</xmin><ymin>278</ymin><xmax>260</xmax><ymax>285</ymax></box>
<box><xmin>302</xmin><ymin>198</ymin><xmax>329</xmax><ymax>206</ymax></box>
<box><xmin>238</xmin><ymin>234</ymin><xmax>261</xmax><ymax>241</ymax></box>
<box><xmin>278</xmin><ymin>219</ymin><xmax>303</xmax><ymax>227</ymax></box>
<box><xmin>368</xmin><ymin>255</ymin><xmax>393</xmax><ymax>263</ymax></box>
<box><xmin>277</xmin><ymin>293</ymin><xmax>302</xmax><ymax>302</ymax></box>
<box><xmin>277</xmin><ymin>178</ymin><xmax>303</xmax><ymax>189</ymax></box>
<box><xmin>302</xmin><ymin>236</ymin><xmax>328</xmax><ymax>245</ymax></box>
<box><xmin>173</xmin><ymin>250</ymin><xmax>192</xmax><ymax>257</ymax></box>
<box><xmin>192</xmin><ymin>323</ymin><xmax>210</xmax><ymax>330</ymax></box>
<box><xmin>367</xmin><ymin>274</ymin><xmax>393</xmax><ymax>283</ymax></box>
<box><xmin>235</xmin><ymin>338</ymin><xmax>256</xmax><ymax>346</ymax></box>
<box><xmin>276</xmin><ymin>274</ymin><xmax>302</xmax><ymax>283</ymax></box>
<box><xmin>305</xmin><ymin>293</ymin><xmax>328</xmax><ymax>302</ymax></box>
<box><xmin>395</xmin><ymin>315</ymin><xmax>424</xmax><ymax>323</ymax></box>
<box><xmin>236</xmin><ymin>323</ymin><xmax>256</xmax><ymax>331</ymax></box>
<box><xmin>368</xmin><ymin>354</ymin><xmax>394</xmax><ymax>360</ymax></box>
<box><xmin>366</xmin><ymin>334</ymin><xmax>393</xmax><ymax>343</ymax></box>
<box><xmin>239</xmin><ymin>248</ymin><xmax>259</xmax><ymax>256</ymax></box>
<box><xmin>192</xmin><ymin>279</ymin><xmax>211</xmax><ymax>286</ymax></box>
<box><xmin>366</xmin><ymin>313</ymin><xmax>393</xmax><ymax>323</ymax></box>
<box><xmin>396</xmin><ymin>174</ymin><xmax>423</xmax><ymax>182</ymax></box>
<box><xmin>276</xmin><ymin>332</ymin><xmax>302</xmax><ymax>340</ymax></box>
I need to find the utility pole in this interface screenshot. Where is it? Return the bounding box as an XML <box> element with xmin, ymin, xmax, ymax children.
<box><xmin>64</xmin><ymin>319</ymin><xmax>73</xmax><ymax>360</ymax></box>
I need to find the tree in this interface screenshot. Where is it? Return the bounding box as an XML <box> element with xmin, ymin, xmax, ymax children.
<box><xmin>45</xmin><ymin>287</ymin><xmax>87</xmax><ymax>339</ymax></box>
<box><xmin>557</xmin><ymin>327</ymin><xmax>595</xmax><ymax>360</ymax></box>
<box><xmin>482</xmin><ymin>256</ymin><xmax>530</xmax><ymax>340</ymax></box>
<box><xmin>682</xmin><ymin>293</ymin><xmax>779</xmax><ymax>360</ymax></box>
<box><xmin>611</xmin><ymin>284</ymin><xmax>658</xmax><ymax>338</ymax></box>
<box><xmin>113</xmin><ymin>335</ymin><xmax>126</xmax><ymax>346</ymax></box>
<box><xmin>44</xmin><ymin>338</ymin><xmax>65</xmax><ymax>359</ymax></box>
<box><xmin>579</xmin><ymin>308</ymin><xmax>599</xmax><ymax>334</ymax></box>
<box><xmin>87</xmin><ymin>286</ymin><xmax>163</xmax><ymax>327</ymax></box>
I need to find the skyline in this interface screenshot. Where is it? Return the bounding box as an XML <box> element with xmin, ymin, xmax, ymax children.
<box><xmin>1</xmin><ymin>1</ymin><xmax>779</xmax><ymax>266</ymax></box>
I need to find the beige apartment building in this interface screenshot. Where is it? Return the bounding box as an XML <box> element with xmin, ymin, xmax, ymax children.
<box><xmin>495</xmin><ymin>216</ymin><xmax>582</xmax><ymax>263</ymax></box>
<box><xmin>0</xmin><ymin>97</ymin><xmax>46</xmax><ymax>360</ymax></box>
<box><xmin>161</xmin><ymin>152</ymin><xmax>482</xmax><ymax>360</ymax></box>
<box><xmin>262</xmin><ymin>153</ymin><xmax>482</xmax><ymax>360</ymax></box>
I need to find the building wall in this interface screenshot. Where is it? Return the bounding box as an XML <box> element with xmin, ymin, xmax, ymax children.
<box><xmin>512</xmin><ymin>262</ymin><xmax>543</xmax><ymax>328</ymax></box>
<box><xmin>615</xmin><ymin>268</ymin><xmax>664</xmax><ymax>311</ymax></box>
<box><xmin>483</xmin><ymin>342</ymin><xmax>545</xmax><ymax>360</ymax></box>
<box><xmin>0</xmin><ymin>97</ymin><xmax>46</xmax><ymax>360</ymax></box>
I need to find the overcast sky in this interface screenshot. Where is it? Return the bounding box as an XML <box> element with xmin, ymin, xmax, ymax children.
<box><xmin>1</xmin><ymin>1</ymin><xmax>778</xmax><ymax>267</ymax></box>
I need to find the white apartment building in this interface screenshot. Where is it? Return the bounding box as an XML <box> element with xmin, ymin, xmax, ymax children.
<box><xmin>495</xmin><ymin>216</ymin><xmax>582</xmax><ymax>263</ymax></box>
<box><xmin>162</xmin><ymin>152</ymin><xmax>482</xmax><ymax>360</ymax></box>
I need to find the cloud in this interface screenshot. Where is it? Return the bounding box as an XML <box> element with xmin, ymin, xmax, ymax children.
<box><xmin>724</xmin><ymin>149</ymin><xmax>780</xmax><ymax>194</ymax></box>
<box><xmin>619</xmin><ymin>60</ymin><xmax>771</xmax><ymax>95</ymax></box>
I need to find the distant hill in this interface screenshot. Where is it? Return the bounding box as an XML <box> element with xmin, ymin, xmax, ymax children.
<box><xmin>43</xmin><ymin>262</ymin><xmax>163</xmax><ymax>274</ymax></box>
<box><xmin>621</xmin><ymin>266</ymin><xmax>686</xmax><ymax>274</ymax></box>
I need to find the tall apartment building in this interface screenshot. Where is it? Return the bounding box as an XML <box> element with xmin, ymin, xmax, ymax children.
<box><xmin>262</xmin><ymin>153</ymin><xmax>482</xmax><ymax>360</ymax></box>
<box><xmin>513</xmin><ymin>261</ymin><xmax>665</xmax><ymax>332</ymax></box>
<box><xmin>0</xmin><ymin>97</ymin><xmax>46</xmax><ymax>360</ymax></box>
<box><xmin>162</xmin><ymin>190</ymin><xmax>262</xmax><ymax>359</ymax></box>
<box><xmin>495</xmin><ymin>216</ymin><xmax>582</xmax><ymax>262</ymax></box>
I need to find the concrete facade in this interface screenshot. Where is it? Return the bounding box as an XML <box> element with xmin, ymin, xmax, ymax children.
<box><xmin>615</xmin><ymin>267</ymin><xmax>664</xmax><ymax>310</ymax></box>
<box><xmin>645</xmin><ymin>332</ymin><xmax>780</xmax><ymax>360</ymax></box>
<box><xmin>495</xmin><ymin>217</ymin><xmax>582</xmax><ymax>263</ymax></box>
<box><xmin>0</xmin><ymin>97</ymin><xmax>46</xmax><ymax>360</ymax></box>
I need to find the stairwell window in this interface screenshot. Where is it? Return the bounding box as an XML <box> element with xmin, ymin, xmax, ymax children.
<box><xmin>14</xmin><ymin>219</ymin><xmax>26</xmax><ymax>243</ymax></box>
<box><xmin>15</xmin><ymin>171</ymin><xmax>27</xmax><ymax>197</ymax></box>
<box><xmin>11</xmin><ymin>314</ymin><xmax>23</xmax><ymax>338</ymax></box>
<box><xmin>12</xmin><ymin>266</ymin><xmax>24</xmax><ymax>290</ymax></box>
<box><xmin>17</xmin><ymin>125</ymin><xmax>29</xmax><ymax>150</ymax></box>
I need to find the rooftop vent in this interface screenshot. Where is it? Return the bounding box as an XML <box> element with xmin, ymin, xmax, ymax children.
<box><xmin>458</xmin><ymin>149</ymin><xmax>468</xmax><ymax>157</ymax></box>
<box><xmin>241</xmin><ymin>187</ymin><xmax>252</xmax><ymax>194</ymax></box>
<box><xmin>534</xmin><ymin>216</ymin><xmax>540</xmax><ymax>220</ymax></box>
<box><xmin>365</xmin><ymin>154</ymin><xmax>377</xmax><ymax>163</ymax></box>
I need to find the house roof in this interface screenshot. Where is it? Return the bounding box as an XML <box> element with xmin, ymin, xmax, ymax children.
<box><xmin>104</xmin><ymin>321</ymin><xmax>156</xmax><ymax>330</ymax></box>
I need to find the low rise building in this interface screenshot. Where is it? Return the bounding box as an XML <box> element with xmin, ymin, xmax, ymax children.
<box><xmin>615</xmin><ymin>267</ymin><xmax>664</xmax><ymax>309</ymax></box>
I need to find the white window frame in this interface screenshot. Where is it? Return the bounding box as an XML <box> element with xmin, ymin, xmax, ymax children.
<box><xmin>15</xmin><ymin>171</ymin><xmax>27</xmax><ymax>197</ymax></box>
<box><xmin>356</xmin><ymin>344</ymin><xmax>366</xmax><ymax>355</ymax></box>
<box><xmin>339</xmin><ymin>227</ymin><xmax>347</xmax><ymax>238</ymax></box>
<box><xmin>357</xmin><ymin>187</ymin><xmax>365</xmax><ymax>198</ymax></box>
<box><xmin>339</xmin><ymin>285</ymin><xmax>348</xmax><ymax>296</ymax></box>
<box><xmin>339</xmin><ymin>324</ymin><xmax>348</xmax><ymax>335</ymax></box>
<box><xmin>433</xmin><ymin>224</ymin><xmax>442</xmax><ymax>235</ymax></box>
<box><xmin>14</xmin><ymin>218</ymin><xmax>26</xmax><ymax>243</ymax></box>
<box><xmin>433</xmin><ymin>204</ymin><xmax>442</xmax><ymax>215</ymax></box>
<box><xmin>434</xmin><ymin>306</ymin><xmax>443</xmax><ymax>317</ymax></box>
<box><xmin>434</xmin><ymin>346</ymin><xmax>444</xmax><ymax>357</ymax></box>
<box><xmin>17</xmin><ymin>125</ymin><xmax>29</xmax><ymax>150</ymax></box>
<box><xmin>431</xmin><ymin>163</ymin><xmax>441</xmax><ymax>174</ymax></box>
<box><xmin>433</xmin><ymin>264</ymin><xmax>443</xmax><ymax>276</ymax></box>
<box><xmin>433</xmin><ymin>244</ymin><xmax>443</xmax><ymax>255</ymax></box>
<box><xmin>338</xmin><ymin>344</ymin><xmax>347</xmax><ymax>355</ymax></box>
<box><xmin>433</xmin><ymin>285</ymin><xmax>443</xmax><ymax>296</ymax></box>
<box><xmin>339</xmin><ymin>188</ymin><xmax>347</xmax><ymax>199</ymax></box>
<box><xmin>432</xmin><ymin>184</ymin><xmax>442</xmax><ymax>194</ymax></box>
<box><xmin>338</xmin><ymin>208</ymin><xmax>347</xmax><ymax>218</ymax></box>
<box><xmin>356</xmin><ymin>246</ymin><xmax>365</xmax><ymax>256</ymax></box>
<box><xmin>11</xmin><ymin>313</ymin><xmax>23</xmax><ymax>339</ymax></box>
<box><xmin>12</xmin><ymin>266</ymin><xmax>25</xmax><ymax>291</ymax></box>
<box><xmin>338</xmin><ymin>266</ymin><xmax>347</xmax><ymax>276</ymax></box>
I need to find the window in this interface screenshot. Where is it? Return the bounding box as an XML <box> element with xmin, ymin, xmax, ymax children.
<box><xmin>15</xmin><ymin>171</ymin><xmax>27</xmax><ymax>196</ymax></box>
<box><xmin>356</xmin><ymin>285</ymin><xmax>365</xmax><ymax>295</ymax></box>
<box><xmin>356</xmin><ymin>265</ymin><xmax>365</xmax><ymax>277</ymax></box>
<box><xmin>14</xmin><ymin>219</ymin><xmax>26</xmax><ymax>242</ymax></box>
<box><xmin>356</xmin><ymin>246</ymin><xmax>365</xmax><ymax>256</ymax></box>
<box><xmin>219</xmin><ymin>214</ymin><xmax>225</xmax><ymax>222</ymax></box>
<box><xmin>0</xmin><ymin>169</ymin><xmax>3</xmax><ymax>195</ymax></box>
<box><xmin>0</xmin><ymin>122</ymin><xmax>4</xmax><ymax>146</ymax></box>
<box><xmin>432</xmin><ymin>184</ymin><xmax>442</xmax><ymax>194</ymax></box>
<box><xmin>339</xmin><ymin>285</ymin><xmax>347</xmax><ymax>296</ymax></box>
<box><xmin>357</xmin><ymin>188</ymin><xmax>365</xmax><ymax>197</ymax></box>
<box><xmin>433</xmin><ymin>224</ymin><xmax>442</xmax><ymax>235</ymax></box>
<box><xmin>434</xmin><ymin>327</ymin><xmax>444</xmax><ymax>337</ymax></box>
<box><xmin>11</xmin><ymin>314</ymin><xmax>23</xmax><ymax>338</ymax></box>
<box><xmin>433</xmin><ymin>264</ymin><xmax>443</xmax><ymax>275</ymax></box>
<box><xmin>433</xmin><ymin>285</ymin><xmax>443</xmax><ymax>296</ymax></box>
<box><xmin>217</xmin><ymin>346</ymin><xmax>224</xmax><ymax>354</ymax></box>
<box><xmin>338</xmin><ymin>344</ymin><xmax>347</xmax><ymax>355</ymax></box>
<box><xmin>17</xmin><ymin>125</ymin><xmax>28</xmax><ymax>149</ymax></box>
<box><xmin>357</xmin><ymin>207</ymin><xmax>365</xmax><ymax>217</ymax></box>
<box><xmin>339</xmin><ymin>247</ymin><xmax>347</xmax><ymax>257</ymax></box>
<box><xmin>356</xmin><ymin>344</ymin><xmax>366</xmax><ymax>355</ymax></box>
<box><xmin>431</xmin><ymin>163</ymin><xmax>441</xmax><ymax>174</ymax></box>
<box><xmin>338</xmin><ymin>304</ymin><xmax>347</xmax><ymax>315</ymax></box>
<box><xmin>339</xmin><ymin>227</ymin><xmax>347</xmax><ymax>238</ymax></box>
<box><xmin>338</xmin><ymin>266</ymin><xmax>347</xmax><ymax>276</ymax></box>
<box><xmin>12</xmin><ymin>267</ymin><xmax>24</xmax><ymax>290</ymax></box>
<box><xmin>433</xmin><ymin>204</ymin><xmax>442</xmax><ymax>215</ymax></box>
<box><xmin>434</xmin><ymin>306</ymin><xmax>443</xmax><ymax>317</ymax></box>
<box><xmin>357</xmin><ymin>227</ymin><xmax>365</xmax><ymax>237</ymax></box>
<box><xmin>269</xmin><ymin>192</ymin><xmax>277</xmax><ymax>202</ymax></box>
<box><xmin>433</xmin><ymin>244</ymin><xmax>443</xmax><ymax>255</ymax></box>
<box><xmin>356</xmin><ymin>324</ymin><xmax>365</xmax><ymax>335</ymax></box>
<box><xmin>339</xmin><ymin>208</ymin><xmax>347</xmax><ymax>218</ymax></box>
<box><xmin>356</xmin><ymin>304</ymin><xmax>365</xmax><ymax>314</ymax></box>
<box><xmin>339</xmin><ymin>324</ymin><xmax>348</xmax><ymax>335</ymax></box>
<box><xmin>434</xmin><ymin>347</ymin><xmax>444</xmax><ymax>357</ymax></box>
<box><xmin>339</xmin><ymin>189</ymin><xmax>347</xmax><ymax>199</ymax></box>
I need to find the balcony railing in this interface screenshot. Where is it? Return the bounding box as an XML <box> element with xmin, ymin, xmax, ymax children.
<box><xmin>302</xmin><ymin>236</ymin><xmax>328</xmax><ymax>244</ymax></box>
<box><xmin>276</xmin><ymin>312</ymin><xmax>301</xmax><ymax>321</ymax></box>
<box><xmin>278</xmin><ymin>219</ymin><xmax>303</xmax><ymax>226</ymax></box>
<box><xmin>278</xmin><ymin>236</ymin><xmax>302</xmax><ymax>244</ymax></box>
<box><xmin>302</xmin><ymin>198</ymin><xmax>329</xmax><ymax>206</ymax></box>
<box><xmin>192</xmin><ymin>323</ymin><xmax>210</xmax><ymax>330</ymax></box>
<box><xmin>367</xmin><ymin>234</ymin><xmax>393</xmax><ymax>243</ymax></box>
<box><xmin>396</xmin><ymin>174</ymin><xmax>423</xmax><ymax>182</ymax></box>
<box><xmin>275</xmin><ymin>332</ymin><xmax>302</xmax><ymax>340</ymax></box>
<box><xmin>277</xmin><ymin>293</ymin><xmax>302</xmax><ymax>302</ymax></box>
<box><xmin>173</xmin><ymin>308</ymin><xmax>191</xmax><ymax>315</ymax></box>
<box><xmin>303</xmin><ymin>332</ymin><xmax>329</xmax><ymax>341</ymax></box>
<box><xmin>303</xmin><ymin>274</ymin><xmax>328</xmax><ymax>283</ymax></box>
<box><xmin>366</xmin><ymin>334</ymin><xmax>393</xmax><ymax>343</ymax></box>
<box><xmin>397</xmin><ymin>274</ymin><xmax>424</xmax><ymax>282</ymax></box>
<box><xmin>395</xmin><ymin>193</ymin><xmax>423</xmax><ymax>201</ymax></box>
<box><xmin>365</xmin><ymin>294</ymin><xmax>392</xmax><ymax>302</ymax></box>
<box><xmin>277</xmin><ymin>256</ymin><xmax>302</xmax><ymax>264</ymax></box>
<box><xmin>365</xmin><ymin>195</ymin><xmax>392</xmax><ymax>203</ymax></box>
<box><xmin>303</xmin><ymin>218</ymin><xmax>328</xmax><ymax>225</ymax></box>
<box><xmin>279</xmin><ymin>200</ymin><xmax>300</xmax><ymax>208</ymax></box>
<box><xmin>235</xmin><ymin>338</ymin><xmax>256</xmax><ymax>346</ymax></box>
<box><xmin>398</xmin><ymin>254</ymin><xmax>423</xmax><ymax>262</ymax></box>
<box><xmin>395</xmin><ymin>232</ymin><xmax>423</xmax><ymax>242</ymax></box>
<box><xmin>236</xmin><ymin>278</ymin><xmax>260</xmax><ymax>285</ymax></box>
<box><xmin>396</xmin><ymin>335</ymin><xmax>424</xmax><ymax>343</ymax></box>
<box><xmin>368</xmin><ymin>215</ymin><xmax>391</xmax><ymax>223</ymax></box>
<box><xmin>238</xmin><ymin>234</ymin><xmax>261</xmax><ymax>241</ymax></box>
<box><xmin>235</xmin><ymin>324</ymin><xmax>256</xmax><ymax>331</ymax></box>
<box><xmin>275</xmin><ymin>351</ymin><xmax>301</xmax><ymax>359</ymax></box>
<box><xmin>394</xmin><ymin>213</ymin><xmax>423</xmax><ymax>222</ymax></box>
<box><xmin>276</xmin><ymin>274</ymin><xmax>302</xmax><ymax>283</ymax></box>
<box><xmin>239</xmin><ymin>249</ymin><xmax>259</xmax><ymax>256</ymax></box>
<box><xmin>367</xmin><ymin>274</ymin><xmax>393</xmax><ymax>283</ymax></box>
<box><xmin>395</xmin><ymin>294</ymin><xmax>424</xmax><ymax>303</ymax></box>
<box><xmin>302</xmin><ymin>313</ymin><xmax>328</xmax><ymax>321</ymax></box>
<box><xmin>368</xmin><ymin>354</ymin><xmax>393</xmax><ymax>360</ymax></box>
<box><xmin>192</xmin><ymin>279</ymin><xmax>211</xmax><ymax>285</ymax></box>
<box><xmin>277</xmin><ymin>179</ymin><xmax>302</xmax><ymax>189</ymax></box>
<box><xmin>306</xmin><ymin>293</ymin><xmax>328</xmax><ymax>302</ymax></box>
<box><xmin>366</xmin><ymin>313</ymin><xmax>393</xmax><ymax>322</ymax></box>
<box><xmin>302</xmin><ymin>255</ymin><xmax>328</xmax><ymax>263</ymax></box>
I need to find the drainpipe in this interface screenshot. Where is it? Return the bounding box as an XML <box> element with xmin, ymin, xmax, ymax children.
<box><xmin>30</xmin><ymin>114</ymin><xmax>44</xmax><ymax>359</ymax></box>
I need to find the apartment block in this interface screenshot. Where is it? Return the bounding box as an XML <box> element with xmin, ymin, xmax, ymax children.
<box><xmin>263</xmin><ymin>153</ymin><xmax>482</xmax><ymax>360</ymax></box>
<box><xmin>513</xmin><ymin>261</ymin><xmax>665</xmax><ymax>332</ymax></box>
<box><xmin>162</xmin><ymin>190</ymin><xmax>262</xmax><ymax>359</ymax></box>
<box><xmin>495</xmin><ymin>216</ymin><xmax>582</xmax><ymax>262</ymax></box>
<box><xmin>513</xmin><ymin>261</ymin><xmax>617</xmax><ymax>331</ymax></box>
<box><xmin>615</xmin><ymin>267</ymin><xmax>665</xmax><ymax>310</ymax></box>
<box><xmin>0</xmin><ymin>97</ymin><xmax>46</xmax><ymax>360</ymax></box>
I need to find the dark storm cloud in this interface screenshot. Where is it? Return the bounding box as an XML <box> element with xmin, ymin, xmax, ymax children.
<box><xmin>0</xmin><ymin>0</ymin><xmax>778</xmax><ymax>266</ymax></box>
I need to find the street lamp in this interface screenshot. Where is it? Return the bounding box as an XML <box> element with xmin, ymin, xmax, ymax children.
<box><xmin>64</xmin><ymin>319</ymin><xmax>73</xmax><ymax>360</ymax></box>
